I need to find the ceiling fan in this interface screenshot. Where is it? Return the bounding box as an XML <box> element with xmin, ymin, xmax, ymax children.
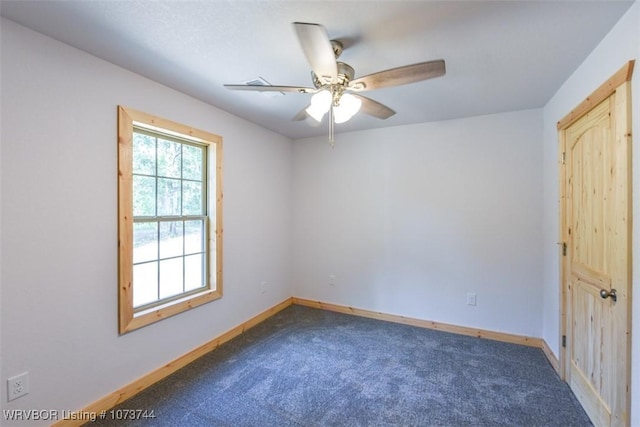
<box><xmin>224</xmin><ymin>22</ymin><xmax>446</xmax><ymax>144</ymax></box>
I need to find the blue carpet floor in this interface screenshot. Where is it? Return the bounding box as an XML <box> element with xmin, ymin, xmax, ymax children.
<box><xmin>90</xmin><ymin>305</ymin><xmax>591</xmax><ymax>426</ymax></box>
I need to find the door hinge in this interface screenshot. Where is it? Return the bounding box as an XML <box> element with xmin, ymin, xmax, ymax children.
<box><xmin>562</xmin><ymin>335</ymin><xmax>566</xmax><ymax>348</ymax></box>
<box><xmin>561</xmin><ymin>152</ymin><xmax>566</xmax><ymax>165</ymax></box>
<box><xmin>562</xmin><ymin>242</ymin><xmax>567</xmax><ymax>256</ymax></box>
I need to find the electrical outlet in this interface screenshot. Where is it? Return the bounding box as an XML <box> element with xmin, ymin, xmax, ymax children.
<box><xmin>261</xmin><ymin>281</ymin><xmax>268</xmax><ymax>294</ymax></box>
<box><xmin>466</xmin><ymin>293</ymin><xmax>477</xmax><ymax>306</ymax></box>
<box><xmin>7</xmin><ymin>372</ymin><xmax>29</xmax><ymax>401</ymax></box>
<box><xmin>329</xmin><ymin>275</ymin><xmax>336</xmax><ymax>286</ymax></box>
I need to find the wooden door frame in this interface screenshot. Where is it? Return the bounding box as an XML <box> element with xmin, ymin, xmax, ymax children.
<box><xmin>558</xmin><ymin>60</ymin><xmax>634</xmax><ymax>423</ymax></box>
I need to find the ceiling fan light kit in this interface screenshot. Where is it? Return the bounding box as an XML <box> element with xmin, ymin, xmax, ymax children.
<box><xmin>333</xmin><ymin>93</ymin><xmax>362</xmax><ymax>124</ymax></box>
<box><xmin>224</xmin><ymin>22</ymin><xmax>446</xmax><ymax>146</ymax></box>
<box><xmin>306</xmin><ymin>89</ymin><xmax>332</xmax><ymax>122</ymax></box>
<box><xmin>306</xmin><ymin>89</ymin><xmax>362</xmax><ymax>124</ymax></box>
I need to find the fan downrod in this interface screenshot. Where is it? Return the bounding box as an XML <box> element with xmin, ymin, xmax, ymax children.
<box><xmin>331</xmin><ymin>40</ymin><xmax>343</xmax><ymax>59</ymax></box>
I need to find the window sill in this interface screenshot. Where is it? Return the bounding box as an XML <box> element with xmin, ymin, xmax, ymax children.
<box><xmin>120</xmin><ymin>288</ymin><xmax>222</xmax><ymax>334</ymax></box>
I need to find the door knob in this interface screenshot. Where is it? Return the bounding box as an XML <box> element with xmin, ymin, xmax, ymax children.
<box><xmin>599</xmin><ymin>288</ymin><xmax>617</xmax><ymax>302</ymax></box>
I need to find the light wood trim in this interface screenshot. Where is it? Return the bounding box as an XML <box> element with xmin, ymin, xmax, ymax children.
<box><xmin>541</xmin><ymin>339</ymin><xmax>560</xmax><ymax>374</ymax></box>
<box><xmin>121</xmin><ymin>106</ymin><xmax>223</xmax><ymax>145</ymax></box>
<box><xmin>118</xmin><ymin>106</ymin><xmax>135</xmax><ymax>331</ymax></box>
<box><xmin>614</xmin><ymin>80</ymin><xmax>633</xmax><ymax>427</ymax></box>
<box><xmin>214</xmin><ymin>136</ymin><xmax>223</xmax><ymax>298</ymax></box>
<box><xmin>117</xmin><ymin>106</ymin><xmax>224</xmax><ymax>334</ymax></box>
<box><xmin>125</xmin><ymin>289</ymin><xmax>223</xmax><ymax>332</ymax></box>
<box><xmin>557</xmin><ymin>60</ymin><xmax>634</xmax><ymax>130</ymax></box>
<box><xmin>53</xmin><ymin>298</ymin><xmax>293</xmax><ymax>427</ymax></box>
<box><xmin>292</xmin><ymin>298</ymin><xmax>542</xmax><ymax>347</ymax></box>
<box><xmin>559</xmin><ymin>123</ymin><xmax>568</xmax><ymax>379</ymax></box>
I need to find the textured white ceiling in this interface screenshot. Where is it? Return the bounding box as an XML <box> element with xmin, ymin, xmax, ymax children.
<box><xmin>1</xmin><ymin>0</ymin><xmax>634</xmax><ymax>139</ymax></box>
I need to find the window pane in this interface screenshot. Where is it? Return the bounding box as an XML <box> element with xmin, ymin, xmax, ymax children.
<box><xmin>133</xmin><ymin>175</ymin><xmax>156</xmax><ymax>216</ymax></box>
<box><xmin>185</xmin><ymin>254</ymin><xmax>204</xmax><ymax>291</ymax></box>
<box><xmin>159</xmin><ymin>258</ymin><xmax>183</xmax><ymax>299</ymax></box>
<box><xmin>133</xmin><ymin>222</ymin><xmax>158</xmax><ymax>263</ymax></box>
<box><xmin>133</xmin><ymin>133</ymin><xmax>156</xmax><ymax>175</ymax></box>
<box><xmin>157</xmin><ymin>178</ymin><xmax>181</xmax><ymax>216</ymax></box>
<box><xmin>185</xmin><ymin>220</ymin><xmax>204</xmax><ymax>254</ymax></box>
<box><xmin>160</xmin><ymin>221</ymin><xmax>183</xmax><ymax>259</ymax></box>
<box><xmin>183</xmin><ymin>181</ymin><xmax>203</xmax><ymax>215</ymax></box>
<box><xmin>133</xmin><ymin>262</ymin><xmax>158</xmax><ymax>307</ymax></box>
<box><xmin>183</xmin><ymin>144</ymin><xmax>203</xmax><ymax>181</ymax></box>
<box><xmin>157</xmin><ymin>138</ymin><xmax>181</xmax><ymax>178</ymax></box>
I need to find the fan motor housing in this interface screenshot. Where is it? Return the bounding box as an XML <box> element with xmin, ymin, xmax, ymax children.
<box><xmin>312</xmin><ymin>61</ymin><xmax>355</xmax><ymax>88</ymax></box>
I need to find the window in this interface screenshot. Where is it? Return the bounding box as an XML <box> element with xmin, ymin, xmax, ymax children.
<box><xmin>118</xmin><ymin>106</ymin><xmax>222</xmax><ymax>333</ymax></box>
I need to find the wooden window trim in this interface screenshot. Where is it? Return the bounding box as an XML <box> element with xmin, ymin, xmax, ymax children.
<box><xmin>118</xmin><ymin>106</ymin><xmax>223</xmax><ymax>334</ymax></box>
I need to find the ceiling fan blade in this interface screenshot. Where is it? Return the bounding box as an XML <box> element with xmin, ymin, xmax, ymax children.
<box><xmin>352</xmin><ymin>94</ymin><xmax>396</xmax><ymax>119</ymax></box>
<box><xmin>224</xmin><ymin>84</ymin><xmax>315</xmax><ymax>93</ymax></box>
<box><xmin>293</xmin><ymin>22</ymin><xmax>338</xmax><ymax>84</ymax></box>
<box><xmin>349</xmin><ymin>60</ymin><xmax>445</xmax><ymax>91</ymax></box>
<box><xmin>292</xmin><ymin>107</ymin><xmax>309</xmax><ymax>121</ymax></box>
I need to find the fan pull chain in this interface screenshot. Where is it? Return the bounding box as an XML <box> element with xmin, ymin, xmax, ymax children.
<box><xmin>328</xmin><ymin>86</ymin><xmax>335</xmax><ymax>147</ymax></box>
<box><xmin>329</xmin><ymin>106</ymin><xmax>335</xmax><ymax>147</ymax></box>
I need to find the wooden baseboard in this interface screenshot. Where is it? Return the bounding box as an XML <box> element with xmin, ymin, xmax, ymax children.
<box><xmin>53</xmin><ymin>298</ymin><xmax>293</xmax><ymax>427</ymax></box>
<box><xmin>541</xmin><ymin>339</ymin><xmax>560</xmax><ymax>373</ymax></box>
<box><xmin>54</xmin><ymin>296</ymin><xmax>557</xmax><ymax>427</ymax></box>
<box><xmin>292</xmin><ymin>297</ymin><xmax>542</xmax><ymax>348</ymax></box>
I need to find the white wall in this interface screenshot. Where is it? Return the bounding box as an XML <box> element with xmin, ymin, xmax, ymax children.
<box><xmin>0</xmin><ymin>18</ymin><xmax>292</xmax><ymax>422</ymax></box>
<box><xmin>541</xmin><ymin>1</ymin><xmax>640</xmax><ymax>423</ymax></box>
<box><xmin>292</xmin><ymin>109</ymin><xmax>543</xmax><ymax>337</ymax></box>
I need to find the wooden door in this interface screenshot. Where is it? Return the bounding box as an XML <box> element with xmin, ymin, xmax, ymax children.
<box><xmin>560</xmin><ymin>62</ymin><xmax>633</xmax><ymax>427</ymax></box>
